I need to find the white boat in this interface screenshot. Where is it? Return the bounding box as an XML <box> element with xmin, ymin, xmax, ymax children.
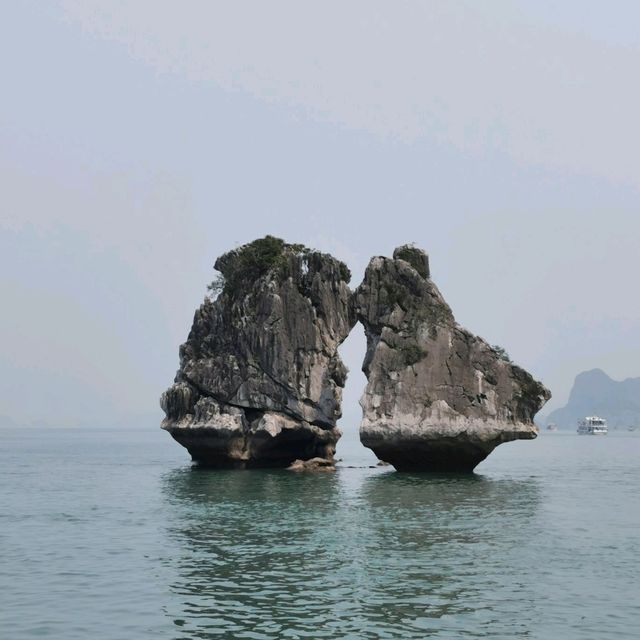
<box><xmin>546</xmin><ymin>423</ymin><xmax>558</xmax><ymax>431</ymax></box>
<box><xmin>577</xmin><ymin>416</ymin><xmax>608</xmax><ymax>435</ymax></box>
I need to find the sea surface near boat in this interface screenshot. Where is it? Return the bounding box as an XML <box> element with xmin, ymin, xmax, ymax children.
<box><xmin>1</xmin><ymin>427</ymin><xmax>639</xmax><ymax>639</ymax></box>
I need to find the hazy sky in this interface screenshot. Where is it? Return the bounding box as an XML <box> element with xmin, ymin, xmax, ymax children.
<box><xmin>1</xmin><ymin>1</ymin><xmax>639</xmax><ymax>430</ymax></box>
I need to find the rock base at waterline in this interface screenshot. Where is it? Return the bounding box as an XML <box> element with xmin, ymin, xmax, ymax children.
<box><xmin>362</xmin><ymin>427</ymin><xmax>537</xmax><ymax>472</ymax></box>
<box><xmin>161</xmin><ymin>402</ymin><xmax>339</xmax><ymax>468</ymax></box>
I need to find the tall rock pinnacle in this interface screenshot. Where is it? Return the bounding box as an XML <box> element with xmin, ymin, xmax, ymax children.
<box><xmin>161</xmin><ymin>236</ymin><xmax>355</xmax><ymax>467</ymax></box>
<box><xmin>355</xmin><ymin>245</ymin><xmax>550</xmax><ymax>471</ymax></box>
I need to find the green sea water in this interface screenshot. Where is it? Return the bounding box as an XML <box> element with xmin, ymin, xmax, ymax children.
<box><xmin>1</xmin><ymin>428</ymin><xmax>638</xmax><ymax>639</ymax></box>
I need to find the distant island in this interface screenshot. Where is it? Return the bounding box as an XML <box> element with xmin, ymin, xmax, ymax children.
<box><xmin>546</xmin><ymin>369</ymin><xmax>640</xmax><ymax>429</ymax></box>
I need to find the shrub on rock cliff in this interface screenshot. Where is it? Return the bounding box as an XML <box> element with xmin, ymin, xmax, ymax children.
<box><xmin>393</xmin><ymin>244</ymin><xmax>430</xmax><ymax>279</ymax></box>
<box><xmin>491</xmin><ymin>345</ymin><xmax>512</xmax><ymax>363</ymax></box>
<box><xmin>210</xmin><ymin>235</ymin><xmax>288</xmax><ymax>295</ymax></box>
<box><xmin>209</xmin><ymin>235</ymin><xmax>351</xmax><ymax>297</ymax></box>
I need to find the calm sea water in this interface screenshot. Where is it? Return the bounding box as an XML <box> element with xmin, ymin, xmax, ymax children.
<box><xmin>1</xmin><ymin>427</ymin><xmax>639</xmax><ymax>639</ymax></box>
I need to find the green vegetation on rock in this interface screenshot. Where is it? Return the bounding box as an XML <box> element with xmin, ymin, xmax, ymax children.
<box><xmin>491</xmin><ymin>345</ymin><xmax>512</xmax><ymax>363</ymax></box>
<box><xmin>338</xmin><ymin>262</ymin><xmax>352</xmax><ymax>284</ymax></box>
<box><xmin>209</xmin><ymin>235</ymin><xmax>350</xmax><ymax>296</ymax></box>
<box><xmin>393</xmin><ymin>244</ymin><xmax>430</xmax><ymax>279</ymax></box>
<box><xmin>401</xmin><ymin>344</ymin><xmax>428</xmax><ymax>366</ymax></box>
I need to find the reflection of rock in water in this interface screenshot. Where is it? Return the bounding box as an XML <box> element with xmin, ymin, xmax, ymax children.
<box><xmin>355</xmin><ymin>472</ymin><xmax>542</xmax><ymax>629</ymax></box>
<box><xmin>160</xmin><ymin>467</ymin><xmax>345</xmax><ymax>639</ymax></box>
<box><xmin>160</xmin><ymin>467</ymin><xmax>541</xmax><ymax>638</ymax></box>
<box><xmin>162</xmin><ymin>466</ymin><xmax>341</xmax><ymax>508</ymax></box>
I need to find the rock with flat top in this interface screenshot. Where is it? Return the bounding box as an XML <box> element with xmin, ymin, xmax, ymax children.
<box><xmin>355</xmin><ymin>245</ymin><xmax>551</xmax><ymax>472</ymax></box>
<box><xmin>161</xmin><ymin>236</ymin><xmax>355</xmax><ymax>468</ymax></box>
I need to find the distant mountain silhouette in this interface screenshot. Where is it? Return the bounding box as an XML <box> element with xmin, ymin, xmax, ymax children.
<box><xmin>547</xmin><ymin>369</ymin><xmax>640</xmax><ymax>429</ymax></box>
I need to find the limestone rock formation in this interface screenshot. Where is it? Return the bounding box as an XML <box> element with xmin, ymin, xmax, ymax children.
<box><xmin>355</xmin><ymin>245</ymin><xmax>550</xmax><ymax>471</ymax></box>
<box><xmin>161</xmin><ymin>236</ymin><xmax>355</xmax><ymax>467</ymax></box>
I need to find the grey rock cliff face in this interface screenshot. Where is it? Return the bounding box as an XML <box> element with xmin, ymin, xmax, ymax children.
<box><xmin>355</xmin><ymin>245</ymin><xmax>550</xmax><ymax>471</ymax></box>
<box><xmin>161</xmin><ymin>237</ymin><xmax>355</xmax><ymax>467</ymax></box>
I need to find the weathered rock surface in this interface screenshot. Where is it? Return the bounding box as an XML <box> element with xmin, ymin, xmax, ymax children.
<box><xmin>287</xmin><ymin>457</ymin><xmax>336</xmax><ymax>472</ymax></box>
<box><xmin>355</xmin><ymin>245</ymin><xmax>551</xmax><ymax>472</ymax></box>
<box><xmin>161</xmin><ymin>236</ymin><xmax>355</xmax><ymax>467</ymax></box>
